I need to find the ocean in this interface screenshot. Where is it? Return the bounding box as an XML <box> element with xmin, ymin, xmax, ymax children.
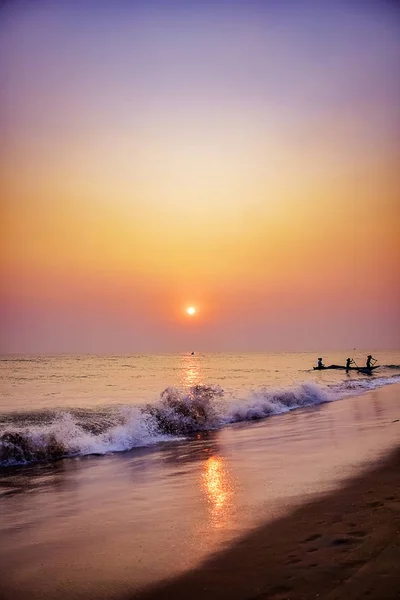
<box><xmin>1</xmin><ymin>351</ymin><xmax>400</xmax><ymax>466</ymax></box>
<box><xmin>1</xmin><ymin>351</ymin><xmax>400</xmax><ymax>599</ymax></box>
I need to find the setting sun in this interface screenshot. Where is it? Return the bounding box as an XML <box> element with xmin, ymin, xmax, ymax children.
<box><xmin>187</xmin><ymin>307</ymin><xmax>196</xmax><ymax>315</ymax></box>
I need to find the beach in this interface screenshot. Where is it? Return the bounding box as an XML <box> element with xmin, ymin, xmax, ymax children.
<box><xmin>2</xmin><ymin>0</ymin><xmax>400</xmax><ymax>597</ymax></box>
<box><xmin>135</xmin><ymin>442</ymin><xmax>400</xmax><ymax>600</ymax></box>
<box><xmin>1</xmin><ymin>360</ymin><xmax>399</xmax><ymax>600</ymax></box>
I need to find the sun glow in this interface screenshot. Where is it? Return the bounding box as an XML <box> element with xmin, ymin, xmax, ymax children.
<box><xmin>187</xmin><ymin>306</ymin><xmax>196</xmax><ymax>315</ymax></box>
<box><xmin>201</xmin><ymin>456</ymin><xmax>236</xmax><ymax>528</ymax></box>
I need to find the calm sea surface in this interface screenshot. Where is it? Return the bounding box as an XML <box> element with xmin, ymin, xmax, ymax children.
<box><xmin>2</xmin><ymin>351</ymin><xmax>400</xmax><ymax>411</ymax></box>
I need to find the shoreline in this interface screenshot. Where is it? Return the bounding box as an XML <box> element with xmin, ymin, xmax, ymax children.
<box><xmin>1</xmin><ymin>384</ymin><xmax>399</xmax><ymax>600</ymax></box>
<box><xmin>132</xmin><ymin>444</ymin><xmax>400</xmax><ymax>600</ymax></box>
<box><xmin>2</xmin><ymin>377</ymin><xmax>400</xmax><ymax>469</ymax></box>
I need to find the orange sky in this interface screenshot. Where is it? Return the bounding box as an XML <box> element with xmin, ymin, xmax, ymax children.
<box><xmin>1</xmin><ymin>0</ymin><xmax>399</xmax><ymax>352</ymax></box>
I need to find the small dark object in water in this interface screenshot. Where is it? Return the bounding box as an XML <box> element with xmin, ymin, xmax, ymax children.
<box><xmin>313</xmin><ymin>365</ymin><xmax>380</xmax><ymax>372</ymax></box>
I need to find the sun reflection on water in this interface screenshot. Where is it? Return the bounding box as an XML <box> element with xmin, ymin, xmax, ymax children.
<box><xmin>180</xmin><ymin>354</ymin><xmax>203</xmax><ymax>388</ymax></box>
<box><xmin>202</xmin><ymin>455</ymin><xmax>235</xmax><ymax>528</ymax></box>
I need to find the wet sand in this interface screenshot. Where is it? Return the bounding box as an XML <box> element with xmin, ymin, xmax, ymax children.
<box><xmin>0</xmin><ymin>384</ymin><xmax>399</xmax><ymax>600</ymax></box>
<box><xmin>133</xmin><ymin>444</ymin><xmax>400</xmax><ymax>600</ymax></box>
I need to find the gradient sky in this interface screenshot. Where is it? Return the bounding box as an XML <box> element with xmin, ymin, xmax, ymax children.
<box><xmin>1</xmin><ymin>0</ymin><xmax>399</xmax><ymax>353</ymax></box>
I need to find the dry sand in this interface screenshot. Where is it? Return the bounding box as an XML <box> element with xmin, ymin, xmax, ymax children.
<box><xmin>133</xmin><ymin>444</ymin><xmax>400</xmax><ymax>600</ymax></box>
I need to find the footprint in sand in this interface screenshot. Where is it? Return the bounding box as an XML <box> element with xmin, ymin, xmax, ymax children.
<box><xmin>351</xmin><ymin>530</ymin><xmax>367</xmax><ymax>538</ymax></box>
<box><xmin>287</xmin><ymin>557</ymin><xmax>301</xmax><ymax>564</ymax></box>
<box><xmin>331</xmin><ymin>537</ymin><xmax>356</xmax><ymax>546</ymax></box>
<box><xmin>302</xmin><ymin>533</ymin><xmax>321</xmax><ymax>543</ymax></box>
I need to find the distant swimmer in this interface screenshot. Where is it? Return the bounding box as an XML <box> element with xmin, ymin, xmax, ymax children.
<box><xmin>191</xmin><ymin>352</ymin><xmax>195</xmax><ymax>355</ymax></box>
<box><xmin>317</xmin><ymin>357</ymin><xmax>324</xmax><ymax>369</ymax></box>
<box><xmin>366</xmin><ymin>355</ymin><xmax>377</xmax><ymax>369</ymax></box>
<box><xmin>346</xmin><ymin>357</ymin><xmax>355</xmax><ymax>370</ymax></box>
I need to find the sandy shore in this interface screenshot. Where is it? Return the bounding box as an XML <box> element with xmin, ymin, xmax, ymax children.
<box><xmin>133</xmin><ymin>444</ymin><xmax>400</xmax><ymax>600</ymax></box>
<box><xmin>1</xmin><ymin>385</ymin><xmax>399</xmax><ymax>600</ymax></box>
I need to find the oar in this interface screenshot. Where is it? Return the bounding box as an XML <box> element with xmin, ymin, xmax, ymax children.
<box><xmin>352</xmin><ymin>359</ymin><xmax>367</xmax><ymax>371</ymax></box>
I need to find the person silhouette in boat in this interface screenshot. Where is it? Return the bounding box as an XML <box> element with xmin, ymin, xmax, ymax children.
<box><xmin>366</xmin><ymin>355</ymin><xmax>376</xmax><ymax>369</ymax></box>
<box><xmin>346</xmin><ymin>357</ymin><xmax>355</xmax><ymax>370</ymax></box>
<box><xmin>317</xmin><ymin>358</ymin><xmax>324</xmax><ymax>369</ymax></box>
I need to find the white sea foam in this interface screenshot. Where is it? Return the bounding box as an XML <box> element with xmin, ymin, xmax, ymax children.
<box><xmin>0</xmin><ymin>410</ymin><xmax>175</xmax><ymax>466</ymax></box>
<box><xmin>1</xmin><ymin>375</ymin><xmax>399</xmax><ymax>466</ymax></box>
<box><xmin>222</xmin><ymin>382</ymin><xmax>331</xmax><ymax>424</ymax></box>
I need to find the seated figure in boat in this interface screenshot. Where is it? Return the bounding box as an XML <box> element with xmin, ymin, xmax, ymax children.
<box><xmin>366</xmin><ymin>355</ymin><xmax>376</xmax><ymax>369</ymax></box>
<box><xmin>346</xmin><ymin>357</ymin><xmax>355</xmax><ymax>370</ymax></box>
<box><xmin>317</xmin><ymin>357</ymin><xmax>324</xmax><ymax>369</ymax></box>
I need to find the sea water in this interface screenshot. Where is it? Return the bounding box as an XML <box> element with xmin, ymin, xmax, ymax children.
<box><xmin>1</xmin><ymin>351</ymin><xmax>399</xmax><ymax>466</ymax></box>
<box><xmin>1</xmin><ymin>352</ymin><xmax>400</xmax><ymax>599</ymax></box>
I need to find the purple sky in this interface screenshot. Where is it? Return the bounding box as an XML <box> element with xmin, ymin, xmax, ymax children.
<box><xmin>1</xmin><ymin>0</ymin><xmax>399</xmax><ymax>353</ymax></box>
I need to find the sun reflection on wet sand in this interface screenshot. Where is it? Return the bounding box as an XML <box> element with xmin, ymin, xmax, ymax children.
<box><xmin>202</xmin><ymin>456</ymin><xmax>236</xmax><ymax>528</ymax></box>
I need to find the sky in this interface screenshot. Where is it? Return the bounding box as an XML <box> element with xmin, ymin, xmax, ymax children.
<box><xmin>1</xmin><ymin>0</ymin><xmax>399</xmax><ymax>353</ymax></box>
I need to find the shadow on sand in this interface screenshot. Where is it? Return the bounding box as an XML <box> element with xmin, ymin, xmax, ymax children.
<box><xmin>126</xmin><ymin>445</ymin><xmax>400</xmax><ymax>600</ymax></box>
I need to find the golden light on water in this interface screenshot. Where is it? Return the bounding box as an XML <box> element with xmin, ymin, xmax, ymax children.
<box><xmin>180</xmin><ymin>354</ymin><xmax>202</xmax><ymax>388</ymax></box>
<box><xmin>202</xmin><ymin>456</ymin><xmax>235</xmax><ymax>528</ymax></box>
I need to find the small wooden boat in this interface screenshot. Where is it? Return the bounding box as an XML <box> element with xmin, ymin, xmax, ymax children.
<box><xmin>313</xmin><ymin>365</ymin><xmax>379</xmax><ymax>372</ymax></box>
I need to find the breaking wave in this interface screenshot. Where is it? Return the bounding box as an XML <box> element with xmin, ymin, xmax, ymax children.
<box><xmin>1</xmin><ymin>375</ymin><xmax>400</xmax><ymax>467</ymax></box>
